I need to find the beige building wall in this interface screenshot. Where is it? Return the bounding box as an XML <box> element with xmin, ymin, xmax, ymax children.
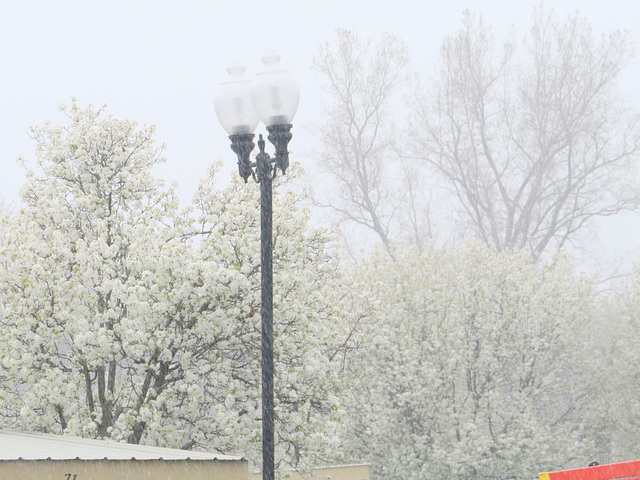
<box><xmin>0</xmin><ymin>458</ymin><xmax>248</xmax><ymax>480</ymax></box>
<box><xmin>249</xmin><ymin>464</ymin><xmax>371</xmax><ymax>480</ymax></box>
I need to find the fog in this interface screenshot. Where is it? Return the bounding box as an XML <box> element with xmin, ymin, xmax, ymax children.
<box><xmin>2</xmin><ymin>1</ymin><xmax>639</xmax><ymax>231</ymax></box>
<box><xmin>4</xmin><ymin>2</ymin><xmax>640</xmax><ymax>478</ymax></box>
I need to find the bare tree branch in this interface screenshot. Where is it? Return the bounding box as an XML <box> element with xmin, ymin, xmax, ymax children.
<box><xmin>411</xmin><ymin>7</ymin><xmax>640</xmax><ymax>259</ymax></box>
<box><xmin>312</xmin><ymin>29</ymin><xmax>430</xmax><ymax>252</ymax></box>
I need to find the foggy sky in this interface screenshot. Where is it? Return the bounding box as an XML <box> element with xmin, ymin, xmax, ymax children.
<box><xmin>1</xmin><ymin>0</ymin><xmax>639</xmax><ymax>260</ymax></box>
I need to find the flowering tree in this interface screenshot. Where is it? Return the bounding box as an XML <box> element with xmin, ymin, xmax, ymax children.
<box><xmin>337</xmin><ymin>243</ymin><xmax>600</xmax><ymax>480</ymax></box>
<box><xmin>596</xmin><ymin>266</ymin><xmax>640</xmax><ymax>462</ymax></box>
<box><xmin>0</xmin><ymin>198</ymin><xmax>12</xmax><ymax>248</ymax></box>
<box><xmin>190</xmin><ymin>165</ymin><xmax>347</xmax><ymax>469</ymax></box>
<box><xmin>0</xmin><ymin>103</ymin><xmax>346</xmax><ymax>472</ymax></box>
<box><xmin>0</xmin><ymin>102</ymin><xmax>180</xmax><ymax>441</ymax></box>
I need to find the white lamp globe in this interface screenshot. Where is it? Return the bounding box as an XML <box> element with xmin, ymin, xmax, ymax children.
<box><xmin>251</xmin><ymin>51</ymin><xmax>300</xmax><ymax>127</ymax></box>
<box><xmin>214</xmin><ymin>63</ymin><xmax>260</xmax><ymax>135</ymax></box>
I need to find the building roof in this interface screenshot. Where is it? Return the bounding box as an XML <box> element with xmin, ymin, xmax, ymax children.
<box><xmin>0</xmin><ymin>430</ymin><xmax>243</xmax><ymax>461</ymax></box>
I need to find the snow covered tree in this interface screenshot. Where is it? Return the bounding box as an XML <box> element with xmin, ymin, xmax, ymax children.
<box><xmin>411</xmin><ymin>7</ymin><xmax>640</xmax><ymax>258</ymax></box>
<box><xmin>338</xmin><ymin>243</ymin><xmax>600</xmax><ymax>480</ymax></box>
<box><xmin>0</xmin><ymin>104</ymin><xmax>347</xmax><ymax>472</ymax></box>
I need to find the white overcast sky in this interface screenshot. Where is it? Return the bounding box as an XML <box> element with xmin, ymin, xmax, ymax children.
<box><xmin>1</xmin><ymin>0</ymin><xmax>640</xmax><ymax>264</ymax></box>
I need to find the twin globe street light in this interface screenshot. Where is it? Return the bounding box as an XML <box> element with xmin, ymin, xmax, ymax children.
<box><xmin>213</xmin><ymin>52</ymin><xmax>299</xmax><ymax>480</ymax></box>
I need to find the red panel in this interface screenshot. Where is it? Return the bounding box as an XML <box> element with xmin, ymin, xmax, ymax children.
<box><xmin>541</xmin><ymin>460</ymin><xmax>640</xmax><ymax>480</ymax></box>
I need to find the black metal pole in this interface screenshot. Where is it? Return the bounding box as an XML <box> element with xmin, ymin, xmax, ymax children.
<box><xmin>258</xmin><ymin>145</ymin><xmax>275</xmax><ymax>480</ymax></box>
<box><xmin>230</xmin><ymin>128</ymin><xmax>292</xmax><ymax>480</ymax></box>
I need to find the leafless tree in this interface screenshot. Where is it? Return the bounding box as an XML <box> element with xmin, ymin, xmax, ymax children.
<box><xmin>411</xmin><ymin>7</ymin><xmax>640</xmax><ymax>259</ymax></box>
<box><xmin>312</xmin><ymin>29</ymin><xmax>429</xmax><ymax>252</ymax></box>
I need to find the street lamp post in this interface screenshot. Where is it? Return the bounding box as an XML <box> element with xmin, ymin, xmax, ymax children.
<box><xmin>214</xmin><ymin>52</ymin><xmax>299</xmax><ymax>480</ymax></box>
